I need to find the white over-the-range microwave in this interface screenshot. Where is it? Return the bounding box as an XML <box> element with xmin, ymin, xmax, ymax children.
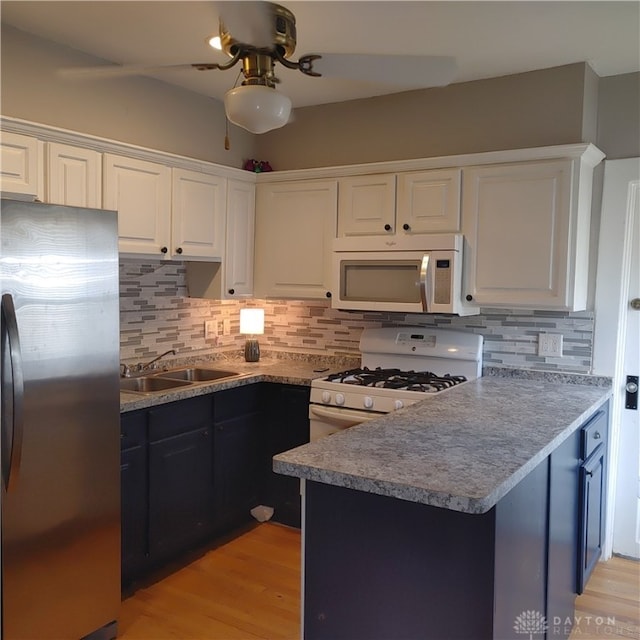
<box><xmin>331</xmin><ymin>233</ymin><xmax>479</xmax><ymax>316</ymax></box>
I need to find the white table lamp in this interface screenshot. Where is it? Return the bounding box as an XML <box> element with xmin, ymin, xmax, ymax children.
<box><xmin>240</xmin><ymin>308</ymin><xmax>264</xmax><ymax>362</ymax></box>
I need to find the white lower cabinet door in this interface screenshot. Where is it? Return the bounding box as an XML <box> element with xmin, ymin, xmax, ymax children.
<box><xmin>171</xmin><ymin>168</ymin><xmax>226</xmax><ymax>261</ymax></box>
<box><xmin>103</xmin><ymin>153</ymin><xmax>171</xmax><ymax>257</ymax></box>
<box><xmin>255</xmin><ymin>180</ymin><xmax>337</xmax><ymax>299</ymax></box>
<box><xmin>461</xmin><ymin>159</ymin><xmax>589</xmax><ymax>310</ymax></box>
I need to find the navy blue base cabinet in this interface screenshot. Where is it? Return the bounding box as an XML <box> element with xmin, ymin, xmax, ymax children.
<box><xmin>265</xmin><ymin>384</ymin><xmax>310</xmax><ymax>527</ymax></box>
<box><xmin>303</xmin><ymin>402</ymin><xmax>610</xmax><ymax>640</ymax></box>
<box><xmin>120</xmin><ymin>381</ymin><xmax>309</xmax><ymax>589</ymax></box>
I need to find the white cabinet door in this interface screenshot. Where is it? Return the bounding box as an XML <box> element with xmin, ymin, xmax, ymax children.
<box><xmin>338</xmin><ymin>174</ymin><xmax>395</xmax><ymax>237</ymax></box>
<box><xmin>172</xmin><ymin>168</ymin><xmax>226</xmax><ymax>260</ymax></box>
<box><xmin>46</xmin><ymin>142</ymin><xmax>101</xmax><ymax>207</ymax></box>
<box><xmin>462</xmin><ymin>159</ymin><xmax>586</xmax><ymax>310</ymax></box>
<box><xmin>397</xmin><ymin>168</ymin><xmax>461</xmax><ymax>233</ymax></box>
<box><xmin>103</xmin><ymin>154</ymin><xmax>171</xmax><ymax>257</ymax></box>
<box><xmin>0</xmin><ymin>132</ymin><xmax>43</xmax><ymax>199</ymax></box>
<box><xmin>224</xmin><ymin>179</ymin><xmax>255</xmax><ymax>298</ymax></box>
<box><xmin>255</xmin><ymin>180</ymin><xmax>337</xmax><ymax>299</ymax></box>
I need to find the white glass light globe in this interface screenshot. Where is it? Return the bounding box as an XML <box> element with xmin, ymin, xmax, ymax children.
<box><xmin>224</xmin><ymin>85</ymin><xmax>292</xmax><ymax>134</ymax></box>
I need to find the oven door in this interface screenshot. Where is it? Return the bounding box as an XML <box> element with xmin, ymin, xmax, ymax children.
<box><xmin>309</xmin><ymin>404</ymin><xmax>383</xmax><ymax>442</ymax></box>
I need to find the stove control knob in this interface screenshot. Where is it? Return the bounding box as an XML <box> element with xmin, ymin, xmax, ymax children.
<box><xmin>321</xmin><ymin>391</ymin><xmax>331</xmax><ymax>404</ymax></box>
<box><xmin>335</xmin><ymin>393</ymin><xmax>346</xmax><ymax>406</ymax></box>
<box><xmin>363</xmin><ymin>396</ymin><xmax>374</xmax><ymax>409</ymax></box>
<box><xmin>394</xmin><ymin>399</ymin><xmax>404</xmax><ymax>410</ymax></box>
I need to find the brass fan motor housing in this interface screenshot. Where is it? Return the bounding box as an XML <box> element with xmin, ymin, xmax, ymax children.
<box><xmin>220</xmin><ymin>2</ymin><xmax>298</xmax><ymax>59</ymax></box>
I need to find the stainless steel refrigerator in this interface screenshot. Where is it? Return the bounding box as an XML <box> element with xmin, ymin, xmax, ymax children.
<box><xmin>1</xmin><ymin>199</ymin><xmax>120</xmax><ymax>639</ymax></box>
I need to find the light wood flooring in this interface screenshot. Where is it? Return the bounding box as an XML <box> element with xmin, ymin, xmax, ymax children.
<box><xmin>119</xmin><ymin>523</ymin><xmax>639</xmax><ymax>640</ymax></box>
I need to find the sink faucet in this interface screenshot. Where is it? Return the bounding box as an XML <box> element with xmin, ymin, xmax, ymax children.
<box><xmin>140</xmin><ymin>349</ymin><xmax>176</xmax><ymax>372</ymax></box>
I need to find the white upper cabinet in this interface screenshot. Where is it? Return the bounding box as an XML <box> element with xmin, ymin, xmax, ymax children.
<box><xmin>103</xmin><ymin>153</ymin><xmax>172</xmax><ymax>257</ymax></box>
<box><xmin>338</xmin><ymin>174</ymin><xmax>396</xmax><ymax>236</ymax></box>
<box><xmin>0</xmin><ymin>132</ymin><xmax>43</xmax><ymax>199</ymax></box>
<box><xmin>223</xmin><ymin>179</ymin><xmax>255</xmax><ymax>298</ymax></box>
<box><xmin>461</xmin><ymin>154</ymin><xmax>600</xmax><ymax>311</ymax></box>
<box><xmin>396</xmin><ymin>169</ymin><xmax>461</xmax><ymax>233</ymax></box>
<box><xmin>337</xmin><ymin>169</ymin><xmax>461</xmax><ymax>239</ymax></box>
<box><xmin>255</xmin><ymin>180</ymin><xmax>337</xmax><ymax>299</ymax></box>
<box><xmin>171</xmin><ymin>168</ymin><xmax>226</xmax><ymax>261</ymax></box>
<box><xmin>46</xmin><ymin>142</ymin><xmax>101</xmax><ymax>208</ymax></box>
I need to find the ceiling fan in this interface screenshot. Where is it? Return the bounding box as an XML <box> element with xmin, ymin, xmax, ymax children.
<box><xmin>60</xmin><ymin>1</ymin><xmax>457</xmax><ymax>134</ymax></box>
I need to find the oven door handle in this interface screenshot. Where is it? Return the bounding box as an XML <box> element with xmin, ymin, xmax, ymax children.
<box><xmin>309</xmin><ymin>404</ymin><xmax>381</xmax><ymax>427</ymax></box>
<box><xmin>419</xmin><ymin>253</ymin><xmax>431</xmax><ymax>312</ymax></box>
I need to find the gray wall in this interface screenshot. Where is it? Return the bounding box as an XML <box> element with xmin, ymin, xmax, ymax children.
<box><xmin>0</xmin><ymin>25</ymin><xmax>256</xmax><ymax>167</ymax></box>
<box><xmin>3</xmin><ymin>25</ymin><xmax>637</xmax><ymax>169</ymax></box>
<box><xmin>597</xmin><ymin>72</ymin><xmax>640</xmax><ymax>159</ymax></box>
<box><xmin>256</xmin><ymin>63</ymin><xmax>598</xmax><ymax>170</ymax></box>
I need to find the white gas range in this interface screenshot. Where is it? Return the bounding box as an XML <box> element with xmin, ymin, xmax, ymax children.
<box><xmin>310</xmin><ymin>327</ymin><xmax>483</xmax><ymax>441</ymax></box>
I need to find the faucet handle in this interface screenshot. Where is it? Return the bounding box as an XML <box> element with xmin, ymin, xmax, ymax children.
<box><xmin>120</xmin><ymin>363</ymin><xmax>131</xmax><ymax>378</ymax></box>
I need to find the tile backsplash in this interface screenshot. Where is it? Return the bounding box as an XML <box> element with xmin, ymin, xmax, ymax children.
<box><xmin>120</xmin><ymin>260</ymin><xmax>595</xmax><ymax>374</ymax></box>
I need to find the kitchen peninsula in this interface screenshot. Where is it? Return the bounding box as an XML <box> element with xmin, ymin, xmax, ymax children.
<box><xmin>274</xmin><ymin>374</ymin><xmax>611</xmax><ymax>640</ymax></box>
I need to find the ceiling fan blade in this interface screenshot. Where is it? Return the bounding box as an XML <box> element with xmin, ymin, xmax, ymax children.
<box><xmin>57</xmin><ymin>63</ymin><xmax>200</xmax><ymax>79</ymax></box>
<box><xmin>310</xmin><ymin>54</ymin><xmax>457</xmax><ymax>88</ymax></box>
<box><xmin>215</xmin><ymin>1</ymin><xmax>272</xmax><ymax>49</ymax></box>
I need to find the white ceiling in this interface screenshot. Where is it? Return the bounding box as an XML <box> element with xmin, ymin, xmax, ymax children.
<box><xmin>2</xmin><ymin>1</ymin><xmax>639</xmax><ymax>109</ymax></box>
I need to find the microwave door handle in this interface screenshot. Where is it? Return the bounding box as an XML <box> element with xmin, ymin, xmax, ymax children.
<box><xmin>420</xmin><ymin>254</ymin><xmax>431</xmax><ymax>312</ymax></box>
<box><xmin>1</xmin><ymin>293</ymin><xmax>25</xmax><ymax>492</ymax></box>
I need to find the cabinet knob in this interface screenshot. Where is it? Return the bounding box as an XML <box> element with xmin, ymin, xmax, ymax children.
<box><xmin>160</xmin><ymin>246</ymin><xmax>168</xmax><ymax>254</ymax></box>
<box><xmin>176</xmin><ymin>247</ymin><xmax>183</xmax><ymax>255</ymax></box>
<box><xmin>593</xmin><ymin>431</ymin><xmax>601</xmax><ymax>440</ymax></box>
<box><xmin>228</xmin><ymin>288</ymin><xmax>235</xmax><ymax>295</ymax></box>
<box><xmin>384</xmin><ymin>224</ymin><xmax>392</xmax><ymax>232</ymax></box>
<box><xmin>402</xmin><ymin>223</ymin><xmax>410</xmax><ymax>231</ymax></box>
<box><xmin>326</xmin><ymin>291</ymin><xmax>332</xmax><ymax>298</ymax></box>
<box><xmin>466</xmin><ymin>294</ymin><xmax>473</xmax><ymax>302</ymax></box>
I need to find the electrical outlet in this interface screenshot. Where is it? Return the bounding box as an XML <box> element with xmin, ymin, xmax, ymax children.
<box><xmin>204</xmin><ymin>320</ymin><xmax>217</xmax><ymax>339</ymax></box>
<box><xmin>538</xmin><ymin>333</ymin><xmax>563</xmax><ymax>357</ymax></box>
<box><xmin>223</xmin><ymin>318</ymin><xmax>231</xmax><ymax>336</ymax></box>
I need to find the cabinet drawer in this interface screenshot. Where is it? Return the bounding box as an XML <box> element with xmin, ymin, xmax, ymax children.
<box><xmin>580</xmin><ymin>410</ymin><xmax>608</xmax><ymax>460</ymax></box>
<box><xmin>149</xmin><ymin>396</ymin><xmax>213</xmax><ymax>441</ymax></box>
<box><xmin>121</xmin><ymin>410</ymin><xmax>147</xmax><ymax>450</ymax></box>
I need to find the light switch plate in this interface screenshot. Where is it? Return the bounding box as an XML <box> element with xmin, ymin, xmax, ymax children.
<box><xmin>204</xmin><ymin>320</ymin><xmax>217</xmax><ymax>339</ymax></box>
<box><xmin>538</xmin><ymin>333</ymin><xmax>563</xmax><ymax>357</ymax></box>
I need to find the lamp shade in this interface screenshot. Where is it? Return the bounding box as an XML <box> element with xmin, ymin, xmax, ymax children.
<box><xmin>224</xmin><ymin>85</ymin><xmax>292</xmax><ymax>134</ymax></box>
<box><xmin>240</xmin><ymin>308</ymin><xmax>264</xmax><ymax>335</ymax></box>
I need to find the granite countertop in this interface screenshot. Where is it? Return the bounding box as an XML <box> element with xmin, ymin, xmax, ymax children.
<box><xmin>273</xmin><ymin>376</ymin><xmax>612</xmax><ymax>515</ymax></box>
<box><xmin>119</xmin><ymin>354</ymin><xmax>355</xmax><ymax>412</ymax></box>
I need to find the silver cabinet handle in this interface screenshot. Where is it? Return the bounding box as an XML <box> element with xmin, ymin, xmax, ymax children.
<box><xmin>1</xmin><ymin>293</ymin><xmax>25</xmax><ymax>492</ymax></box>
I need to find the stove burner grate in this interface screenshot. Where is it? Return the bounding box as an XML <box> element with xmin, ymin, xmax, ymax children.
<box><xmin>325</xmin><ymin>367</ymin><xmax>467</xmax><ymax>392</ymax></box>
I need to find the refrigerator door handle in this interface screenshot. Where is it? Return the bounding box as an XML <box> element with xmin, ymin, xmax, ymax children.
<box><xmin>1</xmin><ymin>292</ymin><xmax>25</xmax><ymax>491</ymax></box>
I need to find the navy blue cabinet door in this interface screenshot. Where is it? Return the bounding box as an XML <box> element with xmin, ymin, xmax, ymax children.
<box><xmin>266</xmin><ymin>384</ymin><xmax>310</xmax><ymax>527</ymax></box>
<box><xmin>577</xmin><ymin>406</ymin><xmax>608</xmax><ymax>594</ymax></box>
<box><xmin>148</xmin><ymin>427</ymin><xmax>215</xmax><ymax>560</ymax></box>
<box><xmin>121</xmin><ymin>444</ymin><xmax>147</xmax><ymax>586</ymax></box>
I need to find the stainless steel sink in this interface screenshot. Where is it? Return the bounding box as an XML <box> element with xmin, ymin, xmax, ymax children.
<box><xmin>120</xmin><ymin>376</ymin><xmax>193</xmax><ymax>394</ymax></box>
<box><xmin>155</xmin><ymin>368</ymin><xmax>240</xmax><ymax>382</ymax></box>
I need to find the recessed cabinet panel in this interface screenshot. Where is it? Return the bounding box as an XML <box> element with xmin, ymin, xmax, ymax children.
<box><xmin>255</xmin><ymin>180</ymin><xmax>337</xmax><ymax>299</ymax></box>
<box><xmin>103</xmin><ymin>153</ymin><xmax>171</xmax><ymax>257</ymax></box>
<box><xmin>397</xmin><ymin>169</ymin><xmax>461</xmax><ymax>233</ymax></box>
<box><xmin>462</xmin><ymin>160</ymin><xmax>577</xmax><ymax>309</ymax></box>
<box><xmin>47</xmin><ymin>142</ymin><xmax>101</xmax><ymax>207</ymax></box>
<box><xmin>171</xmin><ymin>168</ymin><xmax>226</xmax><ymax>260</ymax></box>
<box><xmin>0</xmin><ymin>131</ymin><xmax>42</xmax><ymax>198</ymax></box>
<box><xmin>338</xmin><ymin>174</ymin><xmax>396</xmax><ymax>236</ymax></box>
